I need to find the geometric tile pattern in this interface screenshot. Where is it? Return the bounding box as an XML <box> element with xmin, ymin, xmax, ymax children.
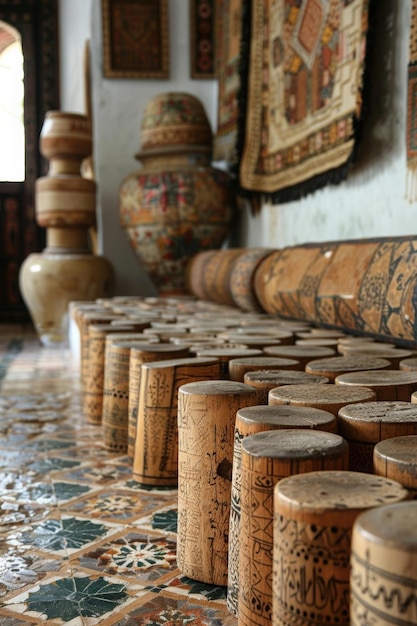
<box><xmin>0</xmin><ymin>327</ymin><xmax>236</xmax><ymax>624</ymax></box>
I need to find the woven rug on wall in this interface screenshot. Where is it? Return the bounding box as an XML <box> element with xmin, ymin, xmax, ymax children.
<box><xmin>407</xmin><ymin>0</ymin><xmax>417</xmax><ymax>200</ymax></box>
<box><xmin>235</xmin><ymin>0</ymin><xmax>371</xmax><ymax>202</ymax></box>
<box><xmin>213</xmin><ymin>0</ymin><xmax>247</xmax><ymax>164</ymax></box>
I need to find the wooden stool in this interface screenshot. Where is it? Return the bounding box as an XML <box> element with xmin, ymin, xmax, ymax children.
<box><xmin>194</xmin><ymin>348</ymin><xmax>263</xmax><ymax>379</ymax></box>
<box><xmin>177</xmin><ymin>380</ymin><xmax>257</xmax><ymax>586</ymax></box>
<box><xmin>273</xmin><ymin>471</ymin><xmax>408</xmax><ymax>626</ymax></box>
<box><xmin>127</xmin><ymin>343</ymin><xmax>191</xmax><ymax>458</ymax></box>
<box><xmin>305</xmin><ymin>355</ymin><xmax>392</xmax><ymax>382</ymax></box>
<box><xmin>268</xmin><ymin>383</ymin><xmax>376</xmax><ymax>415</ymax></box>
<box><xmin>244</xmin><ymin>370</ymin><xmax>330</xmax><ymax>404</ymax></box>
<box><xmin>335</xmin><ymin>369</ymin><xmax>417</xmax><ymax>400</ymax></box>
<box><xmin>263</xmin><ymin>345</ymin><xmax>336</xmax><ymax>369</ymax></box>
<box><xmin>239</xmin><ymin>431</ymin><xmax>349</xmax><ymax>626</ymax></box>
<box><xmin>132</xmin><ymin>356</ymin><xmax>220</xmax><ymax>487</ymax></box>
<box><xmin>351</xmin><ymin>501</ymin><xmax>417</xmax><ymax>625</ymax></box>
<box><xmin>374</xmin><ymin>435</ymin><xmax>417</xmax><ymax>497</ymax></box>
<box><xmin>227</xmin><ymin>405</ymin><xmax>337</xmax><ymax>617</ymax></box>
<box><xmin>338</xmin><ymin>401</ymin><xmax>417</xmax><ymax>472</ymax></box>
<box><xmin>228</xmin><ymin>356</ymin><xmax>301</xmax><ymax>382</ymax></box>
<box><xmin>82</xmin><ymin>323</ymin><xmax>140</xmax><ymax>424</ymax></box>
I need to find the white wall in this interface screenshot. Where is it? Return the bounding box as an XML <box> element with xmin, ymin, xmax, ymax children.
<box><xmin>59</xmin><ymin>1</ymin><xmax>415</xmax><ymax>297</ymax></box>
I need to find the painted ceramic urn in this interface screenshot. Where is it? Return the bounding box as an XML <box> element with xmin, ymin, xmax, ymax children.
<box><xmin>119</xmin><ymin>92</ymin><xmax>236</xmax><ymax>295</ymax></box>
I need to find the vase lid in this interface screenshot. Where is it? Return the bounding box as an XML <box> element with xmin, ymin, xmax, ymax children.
<box><xmin>139</xmin><ymin>92</ymin><xmax>213</xmax><ymax>153</ymax></box>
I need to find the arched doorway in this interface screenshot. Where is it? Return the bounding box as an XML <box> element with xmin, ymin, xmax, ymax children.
<box><xmin>0</xmin><ymin>1</ymin><xmax>59</xmax><ymax>322</ymax></box>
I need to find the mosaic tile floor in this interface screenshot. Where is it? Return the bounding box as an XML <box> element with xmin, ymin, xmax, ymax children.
<box><xmin>0</xmin><ymin>325</ymin><xmax>237</xmax><ymax>625</ymax></box>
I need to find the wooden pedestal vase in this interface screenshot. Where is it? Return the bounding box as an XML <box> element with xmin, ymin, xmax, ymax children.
<box><xmin>119</xmin><ymin>92</ymin><xmax>236</xmax><ymax>296</ymax></box>
<box><xmin>19</xmin><ymin>111</ymin><xmax>114</xmax><ymax>346</ymax></box>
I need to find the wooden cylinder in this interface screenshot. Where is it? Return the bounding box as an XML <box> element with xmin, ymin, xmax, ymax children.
<box><xmin>399</xmin><ymin>356</ymin><xmax>417</xmax><ymax>371</ymax></box>
<box><xmin>239</xmin><ymin>431</ymin><xmax>349</xmax><ymax>626</ymax></box>
<box><xmin>82</xmin><ymin>323</ymin><xmax>138</xmax><ymax>424</ymax></box>
<box><xmin>335</xmin><ymin>369</ymin><xmax>417</xmax><ymax>401</ymax></box>
<box><xmin>227</xmin><ymin>405</ymin><xmax>337</xmax><ymax>617</ymax></box>
<box><xmin>373</xmin><ymin>435</ymin><xmax>417</xmax><ymax>497</ymax></box>
<box><xmin>351</xmin><ymin>501</ymin><xmax>417</xmax><ymax>625</ymax></box>
<box><xmin>263</xmin><ymin>345</ymin><xmax>336</xmax><ymax>369</ymax></box>
<box><xmin>244</xmin><ymin>369</ymin><xmax>330</xmax><ymax>404</ymax></box>
<box><xmin>268</xmin><ymin>383</ymin><xmax>376</xmax><ymax>415</ymax></box>
<box><xmin>177</xmin><ymin>380</ymin><xmax>258</xmax><ymax>586</ymax></box>
<box><xmin>338</xmin><ymin>401</ymin><xmax>417</xmax><ymax>472</ymax></box>
<box><xmin>78</xmin><ymin>311</ymin><xmax>121</xmax><ymax>385</ymax></box>
<box><xmin>305</xmin><ymin>355</ymin><xmax>392</xmax><ymax>382</ymax></box>
<box><xmin>194</xmin><ymin>348</ymin><xmax>263</xmax><ymax>379</ymax></box>
<box><xmin>273</xmin><ymin>471</ymin><xmax>408</xmax><ymax>626</ymax></box>
<box><xmin>127</xmin><ymin>343</ymin><xmax>191</xmax><ymax>459</ymax></box>
<box><xmin>132</xmin><ymin>357</ymin><xmax>220</xmax><ymax>487</ymax></box>
<box><xmin>229</xmin><ymin>356</ymin><xmax>302</xmax><ymax>382</ymax></box>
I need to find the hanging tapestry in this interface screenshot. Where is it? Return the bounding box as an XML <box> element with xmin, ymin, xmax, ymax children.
<box><xmin>238</xmin><ymin>0</ymin><xmax>371</xmax><ymax>201</ymax></box>
<box><xmin>213</xmin><ymin>0</ymin><xmax>247</xmax><ymax>163</ymax></box>
<box><xmin>407</xmin><ymin>0</ymin><xmax>417</xmax><ymax>200</ymax></box>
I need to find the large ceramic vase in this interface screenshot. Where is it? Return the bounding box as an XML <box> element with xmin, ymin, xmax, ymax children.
<box><xmin>119</xmin><ymin>92</ymin><xmax>236</xmax><ymax>295</ymax></box>
<box><xmin>19</xmin><ymin>111</ymin><xmax>114</xmax><ymax>346</ymax></box>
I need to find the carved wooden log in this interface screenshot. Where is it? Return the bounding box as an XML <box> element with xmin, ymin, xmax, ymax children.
<box><xmin>227</xmin><ymin>405</ymin><xmax>337</xmax><ymax>617</ymax></box>
<box><xmin>244</xmin><ymin>369</ymin><xmax>330</xmax><ymax>404</ymax></box>
<box><xmin>78</xmin><ymin>310</ymin><xmax>121</xmax><ymax>386</ymax></box>
<box><xmin>373</xmin><ymin>435</ymin><xmax>417</xmax><ymax>497</ymax></box>
<box><xmin>338</xmin><ymin>401</ymin><xmax>417</xmax><ymax>472</ymax></box>
<box><xmin>268</xmin><ymin>383</ymin><xmax>376</xmax><ymax>415</ymax></box>
<box><xmin>127</xmin><ymin>343</ymin><xmax>191</xmax><ymax>459</ymax></box>
<box><xmin>305</xmin><ymin>355</ymin><xmax>392</xmax><ymax>382</ymax></box>
<box><xmin>82</xmin><ymin>322</ymin><xmax>140</xmax><ymax>424</ymax></box>
<box><xmin>229</xmin><ymin>356</ymin><xmax>302</xmax><ymax>382</ymax></box>
<box><xmin>239</xmin><ymin>431</ymin><xmax>349</xmax><ymax>626</ymax></box>
<box><xmin>177</xmin><ymin>380</ymin><xmax>257</xmax><ymax>586</ymax></box>
<box><xmin>186</xmin><ymin>248</ymin><xmax>245</xmax><ymax>306</ymax></box>
<box><xmin>335</xmin><ymin>369</ymin><xmax>417</xmax><ymax>401</ymax></box>
<box><xmin>132</xmin><ymin>356</ymin><xmax>220</xmax><ymax>487</ymax></box>
<box><xmin>228</xmin><ymin>247</ymin><xmax>274</xmax><ymax>312</ymax></box>
<box><xmin>273</xmin><ymin>471</ymin><xmax>408</xmax><ymax>626</ymax></box>
<box><xmin>253</xmin><ymin>237</ymin><xmax>417</xmax><ymax>345</ymax></box>
<box><xmin>350</xmin><ymin>501</ymin><xmax>417</xmax><ymax>625</ymax></box>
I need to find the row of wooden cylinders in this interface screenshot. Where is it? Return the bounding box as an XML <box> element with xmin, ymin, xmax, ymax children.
<box><xmin>70</xmin><ymin>295</ymin><xmax>417</xmax><ymax>625</ymax></box>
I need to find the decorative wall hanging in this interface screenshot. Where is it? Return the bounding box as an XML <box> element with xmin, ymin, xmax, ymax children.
<box><xmin>236</xmin><ymin>0</ymin><xmax>371</xmax><ymax>201</ymax></box>
<box><xmin>407</xmin><ymin>0</ymin><xmax>417</xmax><ymax>200</ymax></box>
<box><xmin>190</xmin><ymin>0</ymin><xmax>217</xmax><ymax>79</ymax></box>
<box><xmin>213</xmin><ymin>0</ymin><xmax>246</xmax><ymax>163</ymax></box>
<box><xmin>101</xmin><ymin>0</ymin><xmax>169</xmax><ymax>78</ymax></box>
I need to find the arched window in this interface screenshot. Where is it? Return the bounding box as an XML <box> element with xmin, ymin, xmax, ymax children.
<box><xmin>0</xmin><ymin>21</ymin><xmax>25</xmax><ymax>181</ymax></box>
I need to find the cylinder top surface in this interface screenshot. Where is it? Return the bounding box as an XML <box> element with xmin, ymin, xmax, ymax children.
<box><xmin>276</xmin><ymin>470</ymin><xmax>407</xmax><ymax>510</ymax></box>
<box><xmin>179</xmin><ymin>380</ymin><xmax>256</xmax><ymax>396</ymax></box>
<box><xmin>269</xmin><ymin>383</ymin><xmax>376</xmax><ymax>403</ymax></box>
<box><xmin>264</xmin><ymin>345</ymin><xmax>336</xmax><ymax>358</ymax></box>
<box><xmin>338</xmin><ymin>401</ymin><xmax>417</xmax><ymax>423</ymax></box>
<box><xmin>245</xmin><ymin>370</ymin><xmax>329</xmax><ymax>384</ymax></box>
<box><xmin>374</xmin><ymin>434</ymin><xmax>417</xmax><ymax>464</ymax></box>
<box><xmin>129</xmin><ymin>343</ymin><xmax>189</xmax><ymax>353</ymax></box>
<box><xmin>336</xmin><ymin>370</ymin><xmax>417</xmax><ymax>386</ymax></box>
<box><xmin>306</xmin><ymin>355</ymin><xmax>392</xmax><ymax>372</ymax></box>
<box><xmin>229</xmin><ymin>356</ymin><xmax>299</xmax><ymax>367</ymax></box>
<box><xmin>354</xmin><ymin>501</ymin><xmax>417</xmax><ymax>549</ymax></box>
<box><xmin>237</xmin><ymin>404</ymin><xmax>336</xmax><ymax>428</ymax></box>
<box><xmin>241</xmin><ymin>429</ymin><xmax>346</xmax><ymax>459</ymax></box>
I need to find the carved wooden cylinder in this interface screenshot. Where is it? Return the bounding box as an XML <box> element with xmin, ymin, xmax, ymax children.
<box><xmin>335</xmin><ymin>370</ymin><xmax>417</xmax><ymax>401</ymax></box>
<box><xmin>177</xmin><ymin>380</ymin><xmax>257</xmax><ymax>586</ymax></box>
<box><xmin>132</xmin><ymin>356</ymin><xmax>220</xmax><ymax>487</ymax></box>
<box><xmin>239</xmin><ymin>430</ymin><xmax>349</xmax><ymax>626</ymax></box>
<box><xmin>373</xmin><ymin>434</ymin><xmax>417</xmax><ymax>497</ymax></box>
<box><xmin>351</xmin><ymin>501</ymin><xmax>417</xmax><ymax>625</ymax></box>
<box><xmin>305</xmin><ymin>355</ymin><xmax>392</xmax><ymax>382</ymax></box>
<box><xmin>127</xmin><ymin>343</ymin><xmax>191</xmax><ymax>459</ymax></box>
<box><xmin>273</xmin><ymin>471</ymin><xmax>408</xmax><ymax>626</ymax></box>
<box><xmin>268</xmin><ymin>383</ymin><xmax>376</xmax><ymax>415</ymax></box>
<box><xmin>227</xmin><ymin>405</ymin><xmax>337</xmax><ymax>617</ymax></box>
<box><xmin>338</xmin><ymin>401</ymin><xmax>417</xmax><ymax>472</ymax></box>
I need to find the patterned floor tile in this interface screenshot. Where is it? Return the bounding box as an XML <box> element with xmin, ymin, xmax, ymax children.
<box><xmin>3</xmin><ymin>570</ymin><xmax>146</xmax><ymax>624</ymax></box>
<box><xmin>0</xmin><ymin>548</ymin><xmax>62</xmax><ymax>598</ymax></box>
<box><xmin>64</xmin><ymin>490</ymin><xmax>166</xmax><ymax>524</ymax></box>
<box><xmin>133</xmin><ymin>505</ymin><xmax>178</xmax><ymax>537</ymax></box>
